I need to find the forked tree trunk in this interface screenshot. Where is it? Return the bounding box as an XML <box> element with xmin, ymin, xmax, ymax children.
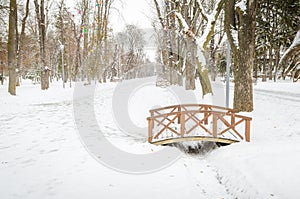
<box><xmin>225</xmin><ymin>0</ymin><xmax>256</xmax><ymax>112</ymax></box>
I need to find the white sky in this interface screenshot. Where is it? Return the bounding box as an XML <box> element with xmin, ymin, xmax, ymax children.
<box><xmin>110</xmin><ymin>0</ymin><xmax>154</xmax><ymax>32</ymax></box>
<box><xmin>64</xmin><ymin>0</ymin><xmax>154</xmax><ymax>33</ymax></box>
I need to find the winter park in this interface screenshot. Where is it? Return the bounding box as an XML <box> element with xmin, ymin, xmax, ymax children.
<box><xmin>0</xmin><ymin>0</ymin><xmax>300</xmax><ymax>198</ymax></box>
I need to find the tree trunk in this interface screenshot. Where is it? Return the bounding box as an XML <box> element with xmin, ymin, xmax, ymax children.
<box><xmin>225</xmin><ymin>0</ymin><xmax>256</xmax><ymax>112</ymax></box>
<box><xmin>209</xmin><ymin>35</ymin><xmax>217</xmax><ymax>81</ymax></box>
<box><xmin>235</xmin><ymin>1</ymin><xmax>256</xmax><ymax>112</ymax></box>
<box><xmin>268</xmin><ymin>45</ymin><xmax>273</xmax><ymax>80</ymax></box>
<box><xmin>262</xmin><ymin>49</ymin><xmax>267</xmax><ymax>82</ymax></box>
<box><xmin>274</xmin><ymin>47</ymin><xmax>280</xmax><ymax>82</ymax></box>
<box><xmin>34</xmin><ymin>0</ymin><xmax>48</xmax><ymax>90</ymax></box>
<box><xmin>185</xmin><ymin>37</ymin><xmax>196</xmax><ymax>90</ymax></box>
<box><xmin>196</xmin><ymin>58</ymin><xmax>212</xmax><ymax>96</ymax></box>
<box><xmin>7</xmin><ymin>0</ymin><xmax>17</xmax><ymax>95</ymax></box>
<box><xmin>16</xmin><ymin>0</ymin><xmax>29</xmax><ymax>87</ymax></box>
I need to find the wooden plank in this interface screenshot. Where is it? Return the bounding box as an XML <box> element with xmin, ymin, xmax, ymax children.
<box><xmin>148</xmin><ymin>117</ymin><xmax>153</xmax><ymax>143</ymax></box>
<box><xmin>150</xmin><ymin>105</ymin><xmax>179</xmax><ymax>113</ymax></box>
<box><xmin>185</xmin><ymin>112</ymin><xmax>200</xmax><ymax>124</ymax></box>
<box><xmin>186</xmin><ymin>122</ymin><xmax>200</xmax><ymax>134</ymax></box>
<box><xmin>180</xmin><ymin>113</ymin><xmax>185</xmax><ymax>137</ymax></box>
<box><xmin>204</xmin><ymin>106</ymin><xmax>209</xmax><ymax>125</ymax></box>
<box><xmin>153</xmin><ymin>116</ymin><xmax>180</xmax><ymax>139</ymax></box>
<box><xmin>245</xmin><ymin>119</ymin><xmax>251</xmax><ymax>142</ymax></box>
<box><xmin>178</xmin><ymin>106</ymin><xmax>181</xmax><ymax>124</ymax></box>
<box><xmin>155</xmin><ymin>107</ymin><xmax>178</xmax><ymax>126</ymax></box>
<box><xmin>200</xmin><ymin>112</ymin><xmax>212</xmax><ymax>124</ymax></box>
<box><xmin>198</xmin><ymin>123</ymin><xmax>212</xmax><ymax>135</ymax></box>
<box><xmin>219</xmin><ymin>119</ymin><xmax>245</xmax><ymax>135</ymax></box>
<box><xmin>212</xmin><ymin>114</ymin><xmax>218</xmax><ymax>138</ymax></box>
<box><xmin>150</xmin><ymin>136</ymin><xmax>239</xmax><ymax>145</ymax></box>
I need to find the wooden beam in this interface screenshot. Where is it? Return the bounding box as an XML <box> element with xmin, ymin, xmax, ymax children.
<box><xmin>148</xmin><ymin>117</ymin><xmax>153</xmax><ymax>143</ymax></box>
<box><xmin>212</xmin><ymin>114</ymin><xmax>218</xmax><ymax>138</ymax></box>
<box><xmin>245</xmin><ymin>119</ymin><xmax>251</xmax><ymax>142</ymax></box>
<box><xmin>154</xmin><ymin>115</ymin><xmax>179</xmax><ymax>139</ymax></box>
<box><xmin>150</xmin><ymin>136</ymin><xmax>238</xmax><ymax>145</ymax></box>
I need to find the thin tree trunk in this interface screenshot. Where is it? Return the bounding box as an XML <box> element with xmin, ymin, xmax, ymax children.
<box><xmin>268</xmin><ymin>46</ymin><xmax>273</xmax><ymax>80</ymax></box>
<box><xmin>274</xmin><ymin>47</ymin><xmax>280</xmax><ymax>82</ymax></box>
<box><xmin>16</xmin><ymin>0</ymin><xmax>30</xmax><ymax>87</ymax></box>
<box><xmin>185</xmin><ymin>37</ymin><xmax>196</xmax><ymax>90</ymax></box>
<box><xmin>262</xmin><ymin>49</ymin><xmax>267</xmax><ymax>82</ymax></box>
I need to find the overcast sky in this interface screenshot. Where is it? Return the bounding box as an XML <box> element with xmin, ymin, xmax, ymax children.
<box><xmin>63</xmin><ymin>0</ymin><xmax>154</xmax><ymax>33</ymax></box>
<box><xmin>109</xmin><ymin>0</ymin><xmax>154</xmax><ymax>32</ymax></box>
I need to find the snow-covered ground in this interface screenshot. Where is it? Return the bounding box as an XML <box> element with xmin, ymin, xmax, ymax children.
<box><xmin>0</xmin><ymin>77</ymin><xmax>299</xmax><ymax>199</ymax></box>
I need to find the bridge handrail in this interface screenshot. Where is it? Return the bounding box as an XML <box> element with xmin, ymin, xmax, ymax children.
<box><xmin>148</xmin><ymin>110</ymin><xmax>252</xmax><ymax>121</ymax></box>
<box><xmin>150</xmin><ymin>104</ymin><xmax>235</xmax><ymax>114</ymax></box>
<box><xmin>147</xmin><ymin>104</ymin><xmax>252</xmax><ymax>145</ymax></box>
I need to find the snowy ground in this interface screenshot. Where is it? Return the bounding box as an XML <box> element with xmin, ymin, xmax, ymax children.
<box><xmin>0</xmin><ymin>77</ymin><xmax>300</xmax><ymax>199</ymax></box>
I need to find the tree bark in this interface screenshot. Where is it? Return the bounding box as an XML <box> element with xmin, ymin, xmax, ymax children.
<box><xmin>16</xmin><ymin>0</ymin><xmax>30</xmax><ymax>87</ymax></box>
<box><xmin>185</xmin><ymin>37</ymin><xmax>196</xmax><ymax>90</ymax></box>
<box><xmin>7</xmin><ymin>0</ymin><xmax>17</xmax><ymax>95</ymax></box>
<box><xmin>34</xmin><ymin>0</ymin><xmax>48</xmax><ymax>90</ymax></box>
<box><xmin>225</xmin><ymin>0</ymin><xmax>256</xmax><ymax>112</ymax></box>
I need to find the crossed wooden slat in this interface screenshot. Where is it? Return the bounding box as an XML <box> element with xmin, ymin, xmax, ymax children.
<box><xmin>148</xmin><ymin>104</ymin><xmax>251</xmax><ymax>144</ymax></box>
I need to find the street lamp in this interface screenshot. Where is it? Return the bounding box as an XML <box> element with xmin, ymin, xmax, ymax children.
<box><xmin>226</xmin><ymin>40</ymin><xmax>231</xmax><ymax>108</ymax></box>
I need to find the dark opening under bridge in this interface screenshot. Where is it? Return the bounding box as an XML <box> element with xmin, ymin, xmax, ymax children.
<box><xmin>147</xmin><ymin>104</ymin><xmax>252</xmax><ymax>145</ymax></box>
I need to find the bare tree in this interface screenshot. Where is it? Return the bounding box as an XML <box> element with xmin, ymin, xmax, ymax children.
<box><xmin>34</xmin><ymin>0</ymin><xmax>49</xmax><ymax>90</ymax></box>
<box><xmin>16</xmin><ymin>0</ymin><xmax>30</xmax><ymax>86</ymax></box>
<box><xmin>7</xmin><ymin>0</ymin><xmax>17</xmax><ymax>95</ymax></box>
<box><xmin>153</xmin><ymin>0</ymin><xmax>224</xmax><ymax>94</ymax></box>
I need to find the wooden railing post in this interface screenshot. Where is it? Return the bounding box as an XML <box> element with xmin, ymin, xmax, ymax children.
<box><xmin>178</xmin><ymin>105</ymin><xmax>181</xmax><ymax>124</ymax></box>
<box><xmin>180</xmin><ymin>112</ymin><xmax>185</xmax><ymax>137</ymax></box>
<box><xmin>212</xmin><ymin>113</ymin><xmax>218</xmax><ymax>138</ymax></box>
<box><xmin>148</xmin><ymin>117</ymin><xmax>153</xmax><ymax>143</ymax></box>
<box><xmin>204</xmin><ymin>106</ymin><xmax>208</xmax><ymax>125</ymax></box>
<box><xmin>245</xmin><ymin>119</ymin><xmax>251</xmax><ymax>142</ymax></box>
<box><xmin>231</xmin><ymin>112</ymin><xmax>236</xmax><ymax>131</ymax></box>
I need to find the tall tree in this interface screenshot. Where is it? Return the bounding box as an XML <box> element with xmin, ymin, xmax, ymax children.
<box><xmin>7</xmin><ymin>0</ymin><xmax>17</xmax><ymax>95</ymax></box>
<box><xmin>225</xmin><ymin>0</ymin><xmax>257</xmax><ymax>112</ymax></box>
<box><xmin>16</xmin><ymin>0</ymin><xmax>30</xmax><ymax>86</ymax></box>
<box><xmin>34</xmin><ymin>0</ymin><xmax>48</xmax><ymax>90</ymax></box>
<box><xmin>255</xmin><ymin>0</ymin><xmax>300</xmax><ymax>81</ymax></box>
<box><xmin>153</xmin><ymin>0</ymin><xmax>224</xmax><ymax>94</ymax></box>
<box><xmin>279</xmin><ymin>28</ymin><xmax>300</xmax><ymax>80</ymax></box>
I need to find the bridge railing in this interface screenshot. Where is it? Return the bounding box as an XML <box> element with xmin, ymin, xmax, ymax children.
<box><xmin>147</xmin><ymin>104</ymin><xmax>252</xmax><ymax>145</ymax></box>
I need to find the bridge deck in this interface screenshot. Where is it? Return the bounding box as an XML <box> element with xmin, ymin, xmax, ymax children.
<box><xmin>150</xmin><ymin>136</ymin><xmax>239</xmax><ymax>145</ymax></box>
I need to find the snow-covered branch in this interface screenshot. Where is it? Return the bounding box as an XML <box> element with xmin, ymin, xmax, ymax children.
<box><xmin>235</xmin><ymin>0</ymin><xmax>247</xmax><ymax>14</ymax></box>
<box><xmin>174</xmin><ymin>0</ymin><xmax>225</xmax><ymax>68</ymax></box>
<box><xmin>279</xmin><ymin>30</ymin><xmax>300</xmax><ymax>66</ymax></box>
<box><xmin>174</xmin><ymin>11</ymin><xmax>189</xmax><ymax>33</ymax></box>
<box><xmin>195</xmin><ymin>0</ymin><xmax>208</xmax><ymax>21</ymax></box>
<box><xmin>196</xmin><ymin>0</ymin><xmax>225</xmax><ymax>51</ymax></box>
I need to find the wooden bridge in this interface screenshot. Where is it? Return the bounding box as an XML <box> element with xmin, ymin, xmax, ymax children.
<box><xmin>147</xmin><ymin>104</ymin><xmax>252</xmax><ymax>145</ymax></box>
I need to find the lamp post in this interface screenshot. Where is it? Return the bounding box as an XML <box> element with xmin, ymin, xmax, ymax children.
<box><xmin>226</xmin><ymin>40</ymin><xmax>231</xmax><ymax>108</ymax></box>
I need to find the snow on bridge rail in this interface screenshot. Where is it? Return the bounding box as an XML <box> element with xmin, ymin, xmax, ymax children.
<box><xmin>147</xmin><ymin>104</ymin><xmax>252</xmax><ymax>145</ymax></box>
